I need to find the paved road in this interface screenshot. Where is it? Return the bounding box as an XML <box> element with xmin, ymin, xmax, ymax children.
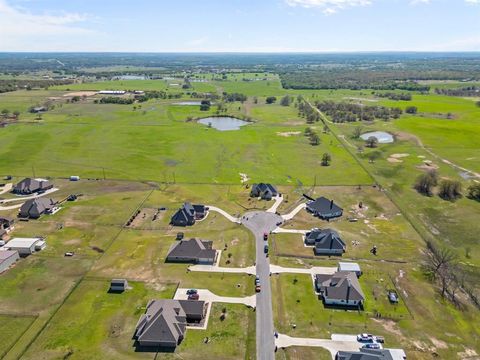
<box><xmin>242</xmin><ymin>211</ymin><xmax>282</xmax><ymax>360</ymax></box>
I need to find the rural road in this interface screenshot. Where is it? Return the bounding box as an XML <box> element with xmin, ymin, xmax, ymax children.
<box><xmin>242</xmin><ymin>210</ymin><xmax>283</xmax><ymax>360</ymax></box>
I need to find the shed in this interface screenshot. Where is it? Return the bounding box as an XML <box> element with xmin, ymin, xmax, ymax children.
<box><xmin>6</xmin><ymin>237</ymin><xmax>46</xmax><ymax>255</ymax></box>
<box><xmin>0</xmin><ymin>250</ymin><xmax>20</xmax><ymax>273</ymax></box>
<box><xmin>338</xmin><ymin>262</ymin><xmax>362</xmax><ymax>277</ymax></box>
<box><xmin>110</xmin><ymin>279</ymin><xmax>128</xmax><ymax>292</ymax></box>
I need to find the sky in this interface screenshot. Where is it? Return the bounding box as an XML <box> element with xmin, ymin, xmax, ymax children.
<box><xmin>0</xmin><ymin>0</ymin><xmax>479</xmax><ymax>52</ymax></box>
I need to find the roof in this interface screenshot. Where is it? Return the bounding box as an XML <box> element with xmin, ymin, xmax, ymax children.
<box><xmin>0</xmin><ymin>250</ymin><xmax>19</xmax><ymax>261</ymax></box>
<box><xmin>316</xmin><ymin>271</ymin><xmax>365</xmax><ymax>302</ymax></box>
<box><xmin>306</xmin><ymin>229</ymin><xmax>345</xmax><ymax>251</ymax></box>
<box><xmin>338</xmin><ymin>262</ymin><xmax>361</xmax><ymax>272</ymax></box>
<box><xmin>307</xmin><ymin>197</ymin><xmax>342</xmax><ymax>214</ymax></box>
<box><xmin>177</xmin><ymin>300</ymin><xmax>205</xmax><ymax>317</ymax></box>
<box><xmin>167</xmin><ymin>239</ymin><xmax>216</xmax><ymax>260</ymax></box>
<box><xmin>252</xmin><ymin>183</ymin><xmax>278</xmax><ymax>195</ymax></box>
<box><xmin>14</xmin><ymin>178</ymin><xmax>51</xmax><ymax>193</ymax></box>
<box><xmin>135</xmin><ymin>299</ymin><xmax>205</xmax><ymax>346</ymax></box>
<box><xmin>19</xmin><ymin>198</ymin><xmax>56</xmax><ymax>217</ymax></box>
<box><xmin>336</xmin><ymin>349</ymin><xmax>398</xmax><ymax>360</ymax></box>
<box><xmin>6</xmin><ymin>238</ymin><xmax>42</xmax><ymax>248</ymax></box>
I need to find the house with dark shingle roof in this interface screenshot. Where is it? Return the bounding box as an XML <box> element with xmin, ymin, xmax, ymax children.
<box><xmin>170</xmin><ymin>202</ymin><xmax>206</xmax><ymax>227</ymax></box>
<box><xmin>304</xmin><ymin>228</ymin><xmax>346</xmax><ymax>256</ymax></box>
<box><xmin>18</xmin><ymin>198</ymin><xmax>57</xmax><ymax>219</ymax></box>
<box><xmin>0</xmin><ymin>217</ymin><xmax>14</xmax><ymax>240</ymax></box>
<box><xmin>306</xmin><ymin>197</ymin><xmax>343</xmax><ymax>220</ymax></box>
<box><xmin>250</xmin><ymin>183</ymin><xmax>278</xmax><ymax>200</ymax></box>
<box><xmin>166</xmin><ymin>238</ymin><xmax>217</xmax><ymax>264</ymax></box>
<box><xmin>134</xmin><ymin>299</ymin><xmax>206</xmax><ymax>348</ymax></box>
<box><xmin>315</xmin><ymin>271</ymin><xmax>365</xmax><ymax>307</ymax></box>
<box><xmin>12</xmin><ymin>178</ymin><xmax>53</xmax><ymax>195</ymax></box>
<box><xmin>336</xmin><ymin>348</ymin><xmax>407</xmax><ymax>360</ymax></box>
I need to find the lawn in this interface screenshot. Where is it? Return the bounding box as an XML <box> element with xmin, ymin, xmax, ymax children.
<box><xmin>0</xmin><ymin>315</ymin><xmax>36</xmax><ymax>358</ymax></box>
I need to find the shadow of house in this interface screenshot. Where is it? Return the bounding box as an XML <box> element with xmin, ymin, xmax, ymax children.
<box><xmin>166</xmin><ymin>238</ymin><xmax>217</xmax><ymax>265</ymax></box>
<box><xmin>18</xmin><ymin>198</ymin><xmax>57</xmax><ymax>219</ymax></box>
<box><xmin>12</xmin><ymin>178</ymin><xmax>53</xmax><ymax>195</ymax></box>
<box><xmin>170</xmin><ymin>203</ymin><xmax>206</xmax><ymax>227</ymax></box>
<box><xmin>304</xmin><ymin>228</ymin><xmax>346</xmax><ymax>256</ymax></box>
<box><xmin>250</xmin><ymin>183</ymin><xmax>278</xmax><ymax>200</ymax></box>
<box><xmin>306</xmin><ymin>197</ymin><xmax>343</xmax><ymax>220</ymax></box>
<box><xmin>133</xmin><ymin>299</ymin><xmax>206</xmax><ymax>351</ymax></box>
<box><xmin>315</xmin><ymin>271</ymin><xmax>365</xmax><ymax>308</ymax></box>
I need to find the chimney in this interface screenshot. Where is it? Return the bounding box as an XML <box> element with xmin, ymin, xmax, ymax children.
<box><xmin>330</xmin><ymin>200</ymin><xmax>333</xmax><ymax>209</ymax></box>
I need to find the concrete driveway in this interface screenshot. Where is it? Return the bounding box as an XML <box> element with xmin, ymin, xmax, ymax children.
<box><xmin>270</xmin><ymin>264</ymin><xmax>337</xmax><ymax>276</ymax></box>
<box><xmin>174</xmin><ymin>288</ymin><xmax>256</xmax><ymax>308</ymax></box>
<box><xmin>188</xmin><ymin>264</ymin><xmax>256</xmax><ymax>275</ymax></box>
<box><xmin>0</xmin><ymin>187</ymin><xmax>59</xmax><ymax>204</ymax></box>
<box><xmin>281</xmin><ymin>203</ymin><xmax>306</xmax><ymax>221</ymax></box>
<box><xmin>0</xmin><ymin>183</ymin><xmax>12</xmax><ymax>195</ymax></box>
<box><xmin>206</xmin><ymin>205</ymin><xmax>241</xmax><ymax>223</ymax></box>
<box><xmin>266</xmin><ymin>195</ymin><xmax>283</xmax><ymax>214</ymax></box>
<box><xmin>272</xmin><ymin>227</ymin><xmax>308</xmax><ymax>234</ymax></box>
<box><xmin>275</xmin><ymin>333</ymin><xmax>362</xmax><ymax>359</ymax></box>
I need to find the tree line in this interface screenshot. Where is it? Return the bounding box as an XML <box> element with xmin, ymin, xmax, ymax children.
<box><xmin>435</xmin><ymin>86</ymin><xmax>480</xmax><ymax>97</ymax></box>
<box><xmin>373</xmin><ymin>92</ymin><xmax>412</xmax><ymax>101</ymax></box>
<box><xmin>314</xmin><ymin>101</ymin><xmax>402</xmax><ymax>122</ymax></box>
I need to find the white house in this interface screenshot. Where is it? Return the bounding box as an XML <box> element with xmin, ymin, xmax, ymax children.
<box><xmin>338</xmin><ymin>262</ymin><xmax>362</xmax><ymax>277</ymax></box>
<box><xmin>6</xmin><ymin>238</ymin><xmax>46</xmax><ymax>255</ymax></box>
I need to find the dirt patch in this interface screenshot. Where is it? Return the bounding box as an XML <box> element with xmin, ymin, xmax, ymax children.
<box><xmin>394</xmin><ymin>131</ymin><xmax>422</xmax><ymax>146</ymax></box>
<box><xmin>371</xmin><ymin>319</ymin><xmax>405</xmax><ymax>339</ymax></box>
<box><xmin>277</xmin><ymin>131</ymin><xmax>301</xmax><ymax>137</ymax></box>
<box><xmin>457</xmin><ymin>348</ymin><xmax>479</xmax><ymax>359</ymax></box>
<box><xmin>390</xmin><ymin>153</ymin><xmax>409</xmax><ymax>159</ymax></box>
<box><xmin>387</xmin><ymin>157</ymin><xmax>403</xmax><ymax>163</ymax></box>
<box><xmin>417</xmin><ymin>160</ymin><xmax>439</xmax><ymax>171</ymax></box>
<box><xmin>64</xmin><ymin>239</ymin><xmax>82</xmax><ymax>246</ymax></box>
<box><xmin>63</xmin><ymin>91</ymin><xmax>97</xmax><ymax>97</ymax></box>
<box><xmin>231</xmin><ymin>238</ymin><xmax>239</xmax><ymax>246</ymax></box>
<box><xmin>429</xmin><ymin>337</ymin><xmax>448</xmax><ymax>350</ymax></box>
<box><xmin>239</xmin><ymin>173</ymin><xmax>250</xmax><ymax>183</ymax></box>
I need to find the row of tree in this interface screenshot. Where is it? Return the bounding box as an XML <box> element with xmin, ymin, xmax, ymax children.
<box><xmin>434</xmin><ymin>86</ymin><xmax>480</xmax><ymax>97</ymax></box>
<box><xmin>414</xmin><ymin>170</ymin><xmax>462</xmax><ymax>201</ymax></box>
<box><xmin>298</xmin><ymin>98</ymin><xmax>321</xmax><ymax>124</ymax></box>
<box><xmin>315</xmin><ymin>101</ymin><xmax>403</xmax><ymax>122</ymax></box>
<box><xmin>223</xmin><ymin>92</ymin><xmax>247</xmax><ymax>103</ymax></box>
<box><xmin>373</xmin><ymin>92</ymin><xmax>412</xmax><ymax>101</ymax></box>
<box><xmin>95</xmin><ymin>97</ymin><xmax>135</xmax><ymax>105</ymax></box>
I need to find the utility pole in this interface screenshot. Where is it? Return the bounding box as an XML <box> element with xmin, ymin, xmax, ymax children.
<box><xmin>102</xmin><ymin>167</ymin><xmax>106</xmax><ymax>180</ymax></box>
<box><xmin>32</xmin><ymin>165</ymin><xmax>36</xmax><ymax>178</ymax></box>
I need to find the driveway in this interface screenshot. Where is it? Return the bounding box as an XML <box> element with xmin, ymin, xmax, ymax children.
<box><xmin>270</xmin><ymin>264</ymin><xmax>337</xmax><ymax>276</ymax></box>
<box><xmin>0</xmin><ymin>183</ymin><xmax>12</xmax><ymax>195</ymax></box>
<box><xmin>243</xmin><ymin>211</ymin><xmax>283</xmax><ymax>360</ymax></box>
<box><xmin>275</xmin><ymin>333</ymin><xmax>361</xmax><ymax>358</ymax></box>
<box><xmin>189</xmin><ymin>264</ymin><xmax>256</xmax><ymax>275</ymax></box>
<box><xmin>0</xmin><ymin>187</ymin><xmax>59</xmax><ymax>204</ymax></box>
<box><xmin>206</xmin><ymin>205</ymin><xmax>241</xmax><ymax>223</ymax></box>
<box><xmin>266</xmin><ymin>195</ymin><xmax>283</xmax><ymax>214</ymax></box>
<box><xmin>174</xmin><ymin>288</ymin><xmax>256</xmax><ymax>308</ymax></box>
<box><xmin>281</xmin><ymin>203</ymin><xmax>306</xmax><ymax>221</ymax></box>
<box><xmin>272</xmin><ymin>227</ymin><xmax>308</xmax><ymax>234</ymax></box>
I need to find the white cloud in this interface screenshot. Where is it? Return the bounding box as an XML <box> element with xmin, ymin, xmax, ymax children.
<box><xmin>285</xmin><ymin>0</ymin><xmax>372</xmax><ymax>14</ymax></box>
<box><xmin>0</xmin><ymin>0</ymin><xmax>95</xmax><ymax>51</ymax></box>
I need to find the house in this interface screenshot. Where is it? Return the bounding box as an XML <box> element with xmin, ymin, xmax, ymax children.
<box><xmin>19</xmin><ymin>198</ymin><xmax>57</xmax><ymax>219</ymax></box>
<box><xmin>12</xmin><ymin>178</ymin><xmax>53</xmax><ymax>195</ymax></box>
<box><xmin>338</xmin><ymin>262</ymin><xmax>362</xmax><ymax>277</ymax></box>
<box><xmin>30</xmin><ymin>106</ymin><xmax>46</xmax><ymax>113</ymax></box>
<box><xmin>98</xmin><ymin>90</ymin><xmax>126</xmax><ymax>95</ymax></box>
<box><xmin>306</xmin><ymin>197</ymin><xmax>343</xmax><ymax>220</ymax></box>
<box><xmin>109</xmin><ymin>279</ymin><xmax>128</xmax><ymax>292</ymax></box>
<box><xmin>304</xmin><ymin>228</ymin><xmax>346</xmax><ymax>256</ymax></box>
<box><xmin>250</xmin><ymin>183</ymin><xmax>278</xmax><ymax>200</ymax></box>
<box><xmin>170</xmin><ymin>203</ymin><xmax>207</xmax><ymax>227</ymax></box>
<box><xmin>166</xmin><ymin>238</ymin><xmax>217</xmax><ymax>264</ymax></box>
<box><xmin>0</xmin><ymin>250</ymin><xmax>20</xmax><ymax>273</ymax></box>
<box><xmin>336</xmin><ymin>348</ymin><xmax>407</xmax><ymax>360</ymax></box>
<box><xmin>134</xmin><ymin>299</ymin><xmax>206</xmax><ymax>348</ymax></box>
<box><xmin>315</xmin><ymin>271</ymin><xmax>365</xmax><ymax>307</ymax></box>
<box><xmin>6</xmin><ymin>237</ymin><xmax>46</xmax><ymax>255</ymax></box>
<box><xmin>0</xmin><ymin>217</ymin><xmax>14</xmax><ymax>239</ymax></box>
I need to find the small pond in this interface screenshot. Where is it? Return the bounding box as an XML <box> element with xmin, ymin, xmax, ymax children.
<box><xmin>360</xmin><ymin>131</ymin><xmax>394</xmax><ymax>144</ymax></box>
<box><xmin>197</xmin><ymin>117</ymin><xmax>250</xmax><ymax>131</ymax></box>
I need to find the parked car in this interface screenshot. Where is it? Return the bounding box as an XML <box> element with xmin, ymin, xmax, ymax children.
<box><xmin>255</xmin><ymin>285</ymin><xmax>261</xmax><ymax>293</ymax></box>
<box><xmin>376</xmin><ymin>336</ymin><xmax>385</xmax><ymax>344</ymax></box>
<box><xmin>188</xmin><ymin>293</ymin><xmax>199</xmax><ymax>300</ymax></box>
<box><xmin>363</xmin><ymin>343</ymin><xmax>382</xmax><ymax>349</ymax></box>
<box><xmin>263</xmin><ymin>233</ymin><xmax>268</xmax><ymax>241</ymax></box>
<box><xmin>64</xmin><ymin>252</ymin><xmax>75</xmax><ymax>257</ymax></box>
<box><xmin>0</xmin><ymin>240</ymin><xmax>5</xmax><ymax>247</ymax></box>
<box><xmin>186</xmin><ymin>289</ymin><xmax>198</xmax><ymax>295</ymax></box>
<box><xmin>357</xmin><ymin>334</ymin><xmax>375</xmax><ymax>342</ymax></box>
<box><xmin>388</xmin><ymin>290</ymin><xmax>399</xmax><ymax>303</ymax></box>
<box><xmin>264</xmin><ymin>244</ymin><xmax>269</xmax><ymax>253</ymax></box>
<box><xmin>176</xmin><ymin>232</ymin><xmax>184</xmax><ymax>240</ymax></box>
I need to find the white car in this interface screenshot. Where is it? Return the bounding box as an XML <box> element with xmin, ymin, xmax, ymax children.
<box><xmin>357</xmin><ymin>333</ymin><xmax>375</xmax><ymax>342</ymax></box>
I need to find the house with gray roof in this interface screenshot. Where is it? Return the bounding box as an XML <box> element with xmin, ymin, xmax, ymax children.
<box><xmin>304</xmin><ymin>228</ymin><xmax>346</xmax><ymax>256</ymax></box>
<box><xmin>166</xmin><ymin>238</ymin><xmax>217</xmax><ymax>264</ymax></box>
<box><xmin>170</xmin><ymin>202</ymin><xmax>206</xmax><ymax>227</ymax></box>
<box><xmin>315</xmin><ymin>271</ymin><xmax>365</xmax><ymax>307</ymax></box>
<box><xmin>0</xmin><ymin>217</ymin><xmax>14</xmax><ymax>240</ymax></box>
<box><xmin>18</xmin><ymin>198</ymin><xmax>57</xmax><ymax>219</ymax></box>
<box><xmin>336</xmin><ymin>348</ymin><xmax>407</xmax><ymax>360</ymax></box>
<box><xmin>12</xmin><ymin>178</ymin><xmax>53</xmax><ymax>195</ymax></box>
<box><xmin>134</xmin><ymin>299</ymin><xmax>206</xmax><ymax>348</ymax></box>
<box><xmin>0</xmin><ymin>250</ymin><xmax>20</xmax><ymax>273</ymax></box>
<box><xmin>306</xmin><ymin>197</ymin><xmax>343</xmax><ymax>220</ymax></box>
<box><xmin>250</xmin><ymin>183</ymin><xmax>278</xmax><ymax>200</ymax></box>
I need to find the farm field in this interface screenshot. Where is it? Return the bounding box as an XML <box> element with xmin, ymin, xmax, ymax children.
<box><xmin>0</xmin><ymin>73</ymin><xmax>479</xmax><ymax>360</ymax></box>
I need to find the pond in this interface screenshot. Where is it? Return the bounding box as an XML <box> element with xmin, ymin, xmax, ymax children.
<box><xmin>197</xmin><ymin>117</ymin><xmax>250</xmax><ymax>131</ymax></box>
<box><xmin>360</xmin><ymin>131</ymin><xmax>394</xmax><ymax>144</ymax></box>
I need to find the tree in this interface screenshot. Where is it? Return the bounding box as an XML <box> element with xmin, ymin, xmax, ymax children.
<box><xmin>467</xmin><ymin>183</ymin><xmax>480</xmax><ymax>201</ymax></box>
<box><xmin>13</xmin><ymin>110</ymin><xmax>20</xmax><ymax>119</ymax></box>
<box><xmin>200</xmin><ymin>100</ymin><xmax>211</xmax><ymax>111</ymax></box>
<box><xmin>476</xmin><ymin>101</ymin><xmax>480</xmax><ymax>107</ymax></box>
<box><xmin>414</xmin><ymin>170</ymin><xmax>438</xmax><ymax>196</ymax></box>
<box><xmin>309</xmin><ymin>133</ymin><xmax>320</xmax><ymax>146</ymax></box>
<box><xmin>304</xmin><ymin>127</ymin><xmax>313</xmax><ymax>136</ymax></box>
<box><xmin>280</xmin><ymin>95</ymin><xmax>291</xmax><ymax>106</ymax></box>
<box><xmin>405</xmin><ymin>106</ymin><xmax>418</xmax><ymax>114</ymax></box>
<box><xmin>352</xmin><ymin>126</ymin><xmax>363</xmax><ymax>139</ymax></box>
<box><xmin>438</xmin><ymin>179</ymin><xmax>462</xmax><ymax>201</ymax></box>
<box><xmin>1</xmin><ymin>109</ymin><xmax>9</xmax><ymax>117</ymax></box>
<box><xmin>365</xmin><ymin>136</ymin><xmax>378</xmax><ymax>148</ymax></box>
<box><xmin>321</xmin><ymin>153</ymin><xmax>331</xmax><ymax>166</ymax></box>
<box><xmin>266</xmin><ymin>96</ymin><xmax>277</xmax><ymax>104</ymax></box>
